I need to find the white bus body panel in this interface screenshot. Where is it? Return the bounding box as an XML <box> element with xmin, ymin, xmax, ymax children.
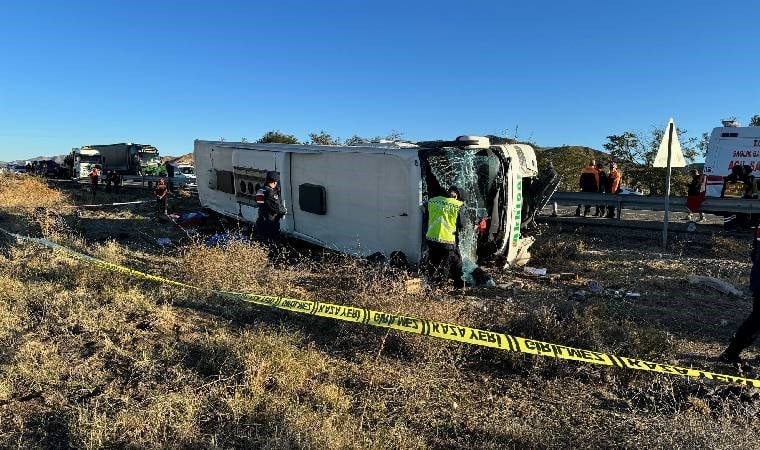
<box><xmin>704</xmin><ymin>127</ymin><xmax>760</xmax><ymax>197</ymax></box>
<box><xmin>195</xmin><ymin>140</ymin><xmax>423</xmax><ymax>263</ymax></box>
<box><xmin>290</xmin><ymin>151</ymin><xmax>422</xmax><ymax>262</ymax></box>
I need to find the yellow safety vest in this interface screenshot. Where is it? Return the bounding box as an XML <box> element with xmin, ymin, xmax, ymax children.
<box><xmin>426</xmin><ymin>196</ymin><xmax>463</xmax><ymax>245</ymax></box>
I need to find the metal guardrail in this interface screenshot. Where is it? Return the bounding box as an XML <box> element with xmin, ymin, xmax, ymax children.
<box><xmin>551</xmin><ymin>192</ymin><xmax>760</xmax><ymax>215</ymax></box>
<box><xmin>121</xmin><ymin>175</ymin><xmax>196</xmax><ymax>188</ymax></box>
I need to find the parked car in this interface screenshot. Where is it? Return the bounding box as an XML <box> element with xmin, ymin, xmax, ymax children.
<box><xmin>618</xmin><ymin>187</ymin><xmax>644</xmax><ymax>196</ymax></box>
<box><xmin>173</xmin><ymin>164</ymin><xmax>196</xmax><ymax>186</ymax></box>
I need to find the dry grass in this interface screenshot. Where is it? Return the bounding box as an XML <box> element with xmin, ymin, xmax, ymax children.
<box><xmin>0</xmin><ymin>173</ymin><xmax>67</xmax><ymax>208</ymax></box>
<box><xmin>2</xmin><ymin>174</ymin><xmax>760</xmax><ymax>448</ymax></box>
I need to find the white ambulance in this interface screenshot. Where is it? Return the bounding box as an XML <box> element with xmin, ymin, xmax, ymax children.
<box><xmin>703</xmin><ymin>120</ymin><xmax>760</xmax><ymax>197</ymax></box>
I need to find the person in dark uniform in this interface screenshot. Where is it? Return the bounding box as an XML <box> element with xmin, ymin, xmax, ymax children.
<box><xmin>164</xmin><ymin>161</ymin><xmax>176</xmax><ymax>190</ymax></box>
<box><xmin>255</xmin><ymin>171</ymin><xmax>287</xmax><ymax>242</ymax></box>
<box><xmin>720</xmin><ymin>227</ymin><xmax>760</xmax><ymax>369</ymax></box>
<box><xmin>426</xmin><ymin>186</ymin><xmax>465</xmax><ymax>289</ymax></box>
<box><xmin>113</xmin><ymin>171</ymin><xmax>122</xmax><ymax>194</ymax></box>
<box><xmin>723</xmin><ymin>165</ymin><xmax>753</xmax><ymax>229</ymax></box>
<box><xmin>594</xmin><ymin>162</ymin><xmax>608</xmax><ymax>217</ymax></box>
<box><xmin>105</xmin><ymin>170</ymin><xmax>114</xmax><ymax>193</ymax></box>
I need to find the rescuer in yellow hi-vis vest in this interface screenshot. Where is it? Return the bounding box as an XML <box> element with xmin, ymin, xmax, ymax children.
<box><xmin>426</xmin><ymin>186</ymin><xmax>465</xmax><ymax>289</ymax></box>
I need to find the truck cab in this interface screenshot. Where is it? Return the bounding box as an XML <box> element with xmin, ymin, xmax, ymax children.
<box><xmin>72</xmin><ymin>149</ymin><xmax>103</xmax><ymax>179</ymax></box>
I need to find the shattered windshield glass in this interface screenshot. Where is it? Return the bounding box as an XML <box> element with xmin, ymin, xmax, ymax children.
<box><xmin>427</xmin><ymin>148</ymin><xmax>500</xmax><ymax>285</ymax></box>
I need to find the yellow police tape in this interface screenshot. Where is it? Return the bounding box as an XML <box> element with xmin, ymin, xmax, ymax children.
<box><xmin>3</xmin><ymin>228</ymin><xmax>759</xmax><ymax>388</ymax></box>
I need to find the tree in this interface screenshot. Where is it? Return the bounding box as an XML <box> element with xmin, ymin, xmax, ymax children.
<box><xmin>257</xmin><ymin>131</ymin><xmax>300</xmax><ymax>144</ymax></box>
<box><xmin>535</xmin><ymin>146</ymin><xmax>603</xmax><ymax>192</ymax></box>
<box><xmin>344</xmin><ymin>131</ymin><xmax>405</xmax><ymax>146</ymax></box>
<box><xmin>603</xmin><ymin>132</ymin><xmax>640</xmax><ymax>164</ymax></box>
<box><xmin>307</xmin><ymin>131</ymin><xmax>341</xmax><ymax>146</ymax></box>
<box><xmin>385</xmin><ymin>130</ymin><xmax>404</xmax><ymax>141</ymax></box>
<box><xmin>618</xmin><ymin>125</ymin><xmax>699</xmax><ymax>196</ymax></box>
<box><xmin>344</xmin><ymin>135</ymin><xmax>369</xmax><ymax>146</ymax></box>
<box><xmin>698</xmin><ymin>132</ymin><xmax>709</xmax><ymax>159</ymax></box>
<box><xmin>644</xmin><ymin>125</ymin><xmax>699</xmax><ymax>165</ymax></box>
<box><xmin>750</xmin><ymin>115</ymin><xmax>760</xmax><ymax>127</ymax></box>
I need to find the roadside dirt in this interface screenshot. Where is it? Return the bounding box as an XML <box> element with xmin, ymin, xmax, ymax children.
<box><xmin>2</xmin><ymin>175</ymin><xmax>760</xmax><ymax>449</ymax></box>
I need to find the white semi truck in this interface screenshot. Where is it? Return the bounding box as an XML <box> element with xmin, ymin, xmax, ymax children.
<box><xmin>69</xmin><ymin>147</ymin><xmax>104</xmax><ymax>179</ymax></box>
<box><xmin>703</xmin><ymin>120</ymin><xmax>760</xmax><ymax>197</ymax></box>
<box><xmin>194</xmin><ymin>135</ymin><xmax>557</xmax><ymax>281</ymax></box>
<box><xmin>69</xmin><ymin>143</ymin><xmax>161</xmax><ymax>178</ymax></box>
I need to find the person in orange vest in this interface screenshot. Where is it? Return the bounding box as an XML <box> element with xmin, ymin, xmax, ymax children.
<box><xmin>605</xmin><ymin>162</ymin><xmax>622</xmax><ymax>218</ymax></box>
<box><xmin>154</xmin><ymin>177</ymin><xmax>169</xmax><ymax>215</ymax></box>
<box><xmin>575</xmin><ymin>160</ymin><xmax>599</xmax><ymax>217</ymax></box>
<box><xmin>88</xmin><ymin>166</ymin><xmax>100</xmax><ymax>198</ymax></box>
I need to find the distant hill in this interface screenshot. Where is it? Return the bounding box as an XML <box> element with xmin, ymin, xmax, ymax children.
<box><xmin>540</xmin><ymin>145</ymin><xmax>607</xmax><ymax>159</ymax></box>
<box><xmin>161</xmin><ymin>153</ymin><xmax>194</xmax><ymax>165</ymax></box>
<box><xmin>1</xmin><ymin>155</ymin><xmax>67</xmax><ymax>166</ymax></box>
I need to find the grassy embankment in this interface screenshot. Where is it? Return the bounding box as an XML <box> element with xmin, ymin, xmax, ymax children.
<box><xmin>0</xmin><ymin>173</ymin><xmax>759</xmax><ymax>448</ymax></box>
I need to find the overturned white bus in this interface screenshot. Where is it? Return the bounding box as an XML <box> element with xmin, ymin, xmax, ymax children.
<box><xmin>194</xmin><ymin>136</ymin><xmax>556</xmax><ymax>282</ymax></box>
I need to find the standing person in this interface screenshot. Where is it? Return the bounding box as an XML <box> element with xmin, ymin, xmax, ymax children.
<box><xmin>105</xmin><ymin>170</ymin><xmax>114</xmax><ymax>193</ymax></box>
<box><xmin>164</xmin><ymin>161</ymin><xmax>175</xmax><ymax>190</ymax></box>
<box><xmin>425</xmin><ymin>186</ymin><xmax>465</xmax><ymax>289</ymax></box>
<box><xmin>594</xmin><ymin>162</ymin><xmax>609</xmax><ymax>217</ymax></box>
<box><xmin>719</xmin><ymin>227</ymin><xmax>760</xmax><ymax>369</ymax></box>
<box><xmin>723</xmin><ymin>165</ymin><xmax>751</xmax><ymax>229</ymax></box>
<box><xmin>132</xmin><ymin>153</ymin><xmax>142</xmax><ymax>176</ymax></box>
<box><xmin>255</xmin><ymin>171</ymin><xmax>287</xmax><ymax>243</ymax></box>
<box><xmin>576</xmin><ymin>160</ymin><xmax>599</xmax><ymax>217</ymax></box>
<box><xmin>606</xmin><ymin>162</ymin><xmax>622</xmax><ymax>218</ymax></box>
<box><xmin>685</xmin><ymin>169</ymin><xmax>706</xmax><ymax>222</ymax></box>
<box><xmin>113</xmin><ymin>171</ymin><xmax>122</xmax><ymax>194</ymax></box>
<box><xmin>89</xmin><ymin>166</ymin><xmax>100</xmax><ymax>198</ymax></box>
<box><xmin>154</xmin><ymin>177</ymin><xmax>169</xmax><ymax>215</ymax></box>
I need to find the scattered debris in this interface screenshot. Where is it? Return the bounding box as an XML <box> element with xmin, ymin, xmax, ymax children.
<box><xmin>523</xmin><ymin>267</ymin><xmax>547</xmax><ymax>277</ymax></box>
<box><xmin>156</xmin><ymin>237</ymin><xmax>172</xmax><ymax>247</ymax></box>
<box><xmin>169</xmin><ymin>211</ymin><xmax>208</xmax><ymax>227</ymax></box>
<box><xmin>471</xmin><ymin>267</ymin><xmax>496</xmax><ymax>286</ymax></box>
<box><xmin>572</xmin><ymin>290</ymin><xmax>587</xmax><ymax>301</ymax></box>
<box><xmin>404</xmin><ymin>278</ymin><xmax>421</xmax><ymax>294</ymax></box>
<box><xmin>587</xmin><ymin>280</ymin><xmax>603</xmax><ymax>294</ymax></box>
<box><xmin>204</xmin><ymin>232</ymin><xmax>250</xmax><ymax>247</ymax></box>
<box><xmin>687</xmin><ymin>275</ymin><xmax>742</xmax><ymax>296</ymax></box>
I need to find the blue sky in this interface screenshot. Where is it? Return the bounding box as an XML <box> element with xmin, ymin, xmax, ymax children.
<box><xmin>1</xmin><ymin>0</ymin><xmax>758</xmax><ymax>161</ymax></box>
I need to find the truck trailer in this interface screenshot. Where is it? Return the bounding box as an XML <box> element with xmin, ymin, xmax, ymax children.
<box><xmin>70</xmin><ymin>143</ymin><xmax>160</xmax><ymax>178</ymax></box>
<box><xmin>703</xmin><ymin>120</ymin><xmax>760</xmax><ymax>197</ymax></box>
<box><xmin>195</xmin><ymin>136</ymin><xmax>555</xmax><ymax>281</ymax></box>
